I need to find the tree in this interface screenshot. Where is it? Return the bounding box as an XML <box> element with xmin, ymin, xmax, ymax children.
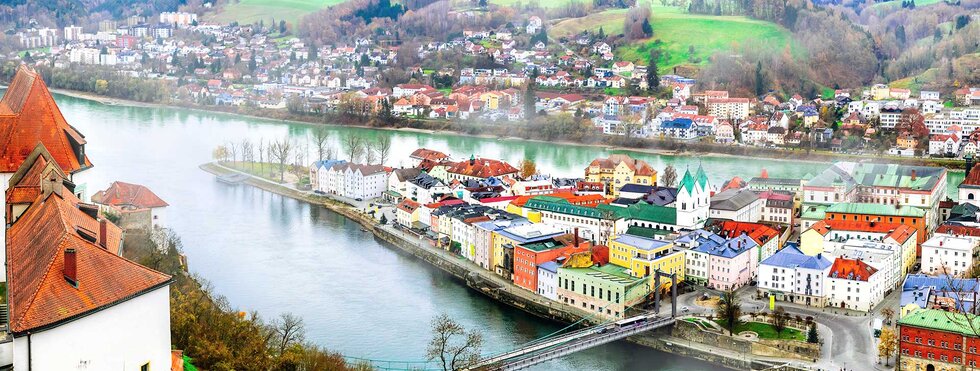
<box><xmin>373</xmin><ymin>136</ymin><xmax>392</xmax><ymax>165</ymax></box>
<box><xmin>519</xmin><ymin>159</ymin><xmax>537</xmax><ymax>179</ymax></box>
<box><xmin>426</xmin><ymin>314</ymin><xmax>484</xmax><ymax>371</ymax></box>
<box><xmin>878</xmin><ymin>327</ymin><xmax>897</xmax><ymax>365</ymax></box>
<box><xmin>524</xmin><ymin>86</ymin><xmax>536</xmax><ymax>117</ymax></box>
<box><xmin>754</xmin><ymin>61</ymin><xmax>765</xmax><ymax>96</ymax></box>
<box><xmin>271</xmin><ymin>313</ymin><xmax>305</xmax><ymax>355</ymax></box>
<box><xmin>269</xmin><ymin>137</ymin><xmax>293</xmax><ymax>183</ymax></box>
<box><xmin>212</xmin><ymin>145</ymin><xmax>229</xmax><ymax>162</ymax></box>
<box><xmin>279</xmin><ymin>20</ymin><xmax>287</xmax><ymax>34</ymax></box>
<box><xmin>716</xmin><ymin>290</ymin><xmax>742</xmax><ymax>336</ymax></box>
<box><xmin>228</xmin><ymin>141</ymin><xmax>240</xmax><ymax>163</ymax></box>
<box><xmin>807</xmin><ymin>323</ymin><xmax>819</xmax><ymax>344</ymax></box>
<box><xmin>312</xmin><ymin>126</ymin><xmax>331</xmax><ymax>161</ymax></box>
<box><xmin>343</xmin><ymin>134</ymin><xmax>365</xmax><ymax>162</ymax></box>
<box><xmin>881</xmin><ymin>308</ymin><xmax>895</xmax><ymax>326</ymax></box>
<box><xmin>772</xmin><ymin>306</ymin><xmax>788</xmax><ymax>334</ymax></box>
<box><xmin>646</xmin><ymin>56</ymin><xmax>659</xmax><ymax>92</ymax></box>
<box><xmin>661</xmin><ymin>165</ymin><xmax>677</xmax><ymax>187</ymax></box>
<box><xmin>380</xmin><ymin>214</ymin><xmax>388</xmax><ymax>225</ymax></box>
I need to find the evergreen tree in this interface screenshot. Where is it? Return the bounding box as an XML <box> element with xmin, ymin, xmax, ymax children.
<box><xmin>597</xmin><ymin>27</ymin><xmax>605</xmax><ymax>40</ymax></box>
<box><xmin>646</xmin><ymin>57</ymin><xmax>659</xmax><ymax>92</ymax></box>
<box><xmin>641</xmin><ymin>18</ymin><xmax>653</xmax><ymax>37</ymax></box>
<box><xmin>279</xmin><ymin>20</ymin><xmax>287</xmax><ymax>34</ymax></box>
<box><xmin>524</xmin><ymin>85</ymin><xmax>536</xmax><ymax>117</ymax></box>
<box><xmin>895</xmin><ymin>25</ymin><xmax>906</xmax><ymax>45</ymax></box>
<box><xmin>22</xmin><ymin>51</ymin><xmax>33</xmax><ymax>64</ymax></box>
<box><xmin>807</xmin><ymin>323</ymin><xmax>819</xmax><ymax>343</ymax></box>
<box><xmin>309</xmin><ymin>43</ymin><xmax>318</xmax><ymax>61</ymax></box>
<box><xmin>754</xmin><ymin>61</ymin><xmax>765</xmax><ymax>96</ymax></box>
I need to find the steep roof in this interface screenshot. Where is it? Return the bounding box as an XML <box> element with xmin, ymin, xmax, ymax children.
<box><xmin>447</xmin><ymin>158</ymin><xmax>518</xmax><ymax>178</ymax></box>
<box><xmin>710</xmin><ymin>188</ymin><xmax>759</xmax><ymax>211</ymax></box>
<box><xmin>586</xmin><ymin>154</ymin><xmax>656</xmax><ymax>177</ymax></box>
<box><xmin>6</xmin><ymin>185</ymin><xmax>169</xmax><ymax>333</ymax></box>
<box><xmin>409</xmin><ymin>148</ymin><xmax>449</xmax><ymax>162</ymax></box>
<box><xmin>92</xmin><ymin>181</ymin><xmax>169</xmax><ymax>209</ymax></box>
<box><xmin>0</xmin><ymin>65</ymin><xmax>92</xmax><ymax>173</ymax></box>
<box><xmin>828</xmin><ymin>258</ymin><xmax>877</xmax><ymax>282</ymax></box>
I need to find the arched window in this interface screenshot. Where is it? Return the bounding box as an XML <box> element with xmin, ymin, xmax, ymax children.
<box><xmin>970</xmin><ymin>193</ymin><xmax>976</xmax><ymax>200</ymax></box>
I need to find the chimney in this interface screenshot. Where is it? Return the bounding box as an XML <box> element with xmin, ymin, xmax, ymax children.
<box><xmin>574</xmin><ymin>227</ymin><xmax>580</xmax><ymax>248</ymax></box>
<box><xmin>99</xmin><ymin>219</ymin><xmax>107</xmax><ymax>249</ymax></box>
<box><xmin>911</xmin><ymin>170</ymin><xmax>917</xmax><ymax>181</ymax></box>
<box><xmin>967</xmin><ymin>155</ymin><xmax>975</xmax><ymax>175</ymax></box>
<box><xmin>64</xmin><ymin>248</ymin><xmax>77</xmax><ymax>287</ymax></box>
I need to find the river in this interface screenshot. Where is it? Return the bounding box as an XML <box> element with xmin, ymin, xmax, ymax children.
<box><xmin>53</xmin><ymin>93</ymin><xmax>963</xmax><ymax>370</ymax></box>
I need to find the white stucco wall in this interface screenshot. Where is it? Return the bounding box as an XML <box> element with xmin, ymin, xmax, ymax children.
<box><xmin>12</xmin><ymin>285</ymin><xmax>171</xmax><ymax>371</ymax></box>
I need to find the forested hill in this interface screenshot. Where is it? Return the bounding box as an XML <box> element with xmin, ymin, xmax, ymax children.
<box><xmin>0</xmin><ymin>0</ymin><xmax>186</xmax><ymax>28</ymax></box>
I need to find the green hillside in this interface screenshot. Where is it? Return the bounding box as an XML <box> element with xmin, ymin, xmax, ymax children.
<box><xmin>205</xmin><ymin>0</ymin><xmax>344</xmax><ymax>27</ymax></box>
<box><xmin>550</xmin><ymin>5</ymin><xmax>797</xmax><ymax>72</ymax></box>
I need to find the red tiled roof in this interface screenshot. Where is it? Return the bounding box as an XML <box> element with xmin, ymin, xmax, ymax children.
<box><xmin>715</xmin><ymin>220</ymin><xmax>779</xmax><ymax>246</ymax></box>
<box><xmin>6</xmin><ymin>187</ymin><xmax>168</xmax><ymax>333</ymax></box>
<box><xmin>824</xmin><ymin>219</ymin><xmax>905</xmax><ymax>234</ymax></box>
<box><xmin>410</xmin><ymin>148</ymin><xmax>449</xmax><ymax>162</ymax></box>
<box><xmin>964</xmin><ymin>165</ymin><xmax>980</xmax><ymax>187</ymax></box>
<box><xmin>886</xmin><ymin>224</ymin><xmax>917</xmax><ymax>244</ymax></box>
<box><xmin>0</xmin><ymin>66</ymin><xmax>92</xmax><ymax>173</ymax></box>
<box><xmin>397</xmin><ymin>199</ymin><xmax>420</xmax><ymax>213</ymax></box>
<box><xmin>447</xmin><ymin>158</ymin><xmax>518</xmax><ymax>178</ymax></box>
<box><xmin>92</xmin><ymin>181</ymin><xmax>169</xmax><ymax>209</ymax></box>
<box><xmin>937</xmin><ymin>224</ymin><xmax>980</xmax><ymax>237</ymax></box>
<box><xmin>828</xmin><ymin>258</ymin><xmax>877</xmax><ymax>282</ymax></box>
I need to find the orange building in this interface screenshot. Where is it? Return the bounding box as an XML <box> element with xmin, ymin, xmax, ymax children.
<box><xmin>824</xmin><ymin>202</ymin><xmax>928</xmax><ymax>245</ymax></box>
<box><xmin>512</xmin><ymin>232</ymin><xmax>591</xmax><ymax>292</ymax></box>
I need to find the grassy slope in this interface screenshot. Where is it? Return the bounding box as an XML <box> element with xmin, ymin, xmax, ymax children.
<box><xmin>205</xmin><ymin>0</ymin><xmax>344</xmax><ymax>27</ymax></box>
<box><xmin>551</xmin><ymin>4</ymin><xmax>796</xmax><ymax>72</ymax></box>
<box><xmin>491</xmin><ymin>0</ymin><xmax>590</xmax><ymax>8</ymax></box>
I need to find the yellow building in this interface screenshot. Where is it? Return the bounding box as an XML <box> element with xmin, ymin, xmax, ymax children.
<box><xmin>608</xmin><ymin>234</ymin><xmax>685</xmax><ymax>292</ymax></box>
<box><xmin>584</xmin><ymin>154</ymin><xmax>657</xmax><ymax>197</ymax></box>
<box><xmin>480</xmin><ymin>92</ymin><xmax>503</xmax><ymax>110</ymax></box>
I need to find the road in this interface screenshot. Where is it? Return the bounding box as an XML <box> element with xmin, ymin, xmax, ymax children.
<box><xmin>672</xmin><ymin>284</ymin><xmax>898</xmax><ymax>370</ymax></box>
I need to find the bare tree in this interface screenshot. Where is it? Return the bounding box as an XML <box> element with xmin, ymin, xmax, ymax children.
<box><xmin>716</xmin><ymin>290</ymin><xmax>742</xmax><ymax>336</ymax></box>
<box><xmin>228</xmin><ymin>141</ymin><xmax>240</xmax><ymax>164</ymax></box>
<box><xmin>343</xmin><ymin>134</ymin><xmax>364</xmax><ymax>162</ymax></box>
<box><xmin>269</xmin><ymin>137</ymin><xmax>293</xmax><ymax>183</ymax></box>
<box><xmin>271</xmin><ymin>313</ymin><xmax>306</xmax><ymax>355</ymax></box>
<box><xmin>258</xmin><ymin>138</ymin><xmax>265</xmax><ymax>165</ymax></box>
<box><xmin>772</xmin><ymin>306</ymin><xmax>788</xmax><ymax>334</ymax></box>
<box><xmin>363</xmin><ymin>146</ymin><xmax>377</xmax><ymax>165</ymax></box>
<box><xmin>312</xmin><ymin>126</ymin><xmax>331</xmax><ymax>161</ymax></box>
<box><xmin>325</xmin><ymin>146</ymin><xmax>337</xmax><ymax>161</ymax></box>
<box><xmin>241</xmin><ymin>139</ymin><xmax>254</xmax><ymax>172</ymax></box>
<box><xmin>426</xmin><ymin>314</ymin><xmax>484</xmax><ymax>371</ymax></box>
<box><xmin>661</xmin><ymin>165</ymin><xmax>678</xmax><ymax>187</ymax></box>
<box><xmin>373</xmin><ymin>136</ymin><xmax>392</xmax><ymax>165</ymax></box>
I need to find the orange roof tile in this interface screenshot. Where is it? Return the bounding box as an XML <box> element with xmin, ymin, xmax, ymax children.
<box><xmin>828</xmin><ymin>258</ymin><xmax>877</xmax><ymax>282</ymax></box>
<box><xmin>447</xmin><ymin>158</ymin><xmax>518</xmax><ymax>178</ymax></box>
<box><xmin>92</xmin><ymin>181</ymin><xmax>169</xmax><ymax>209</ymax></box>
<box><xmin>6</xmin><ymin>181</ymin><xmax>168</xmax><ymax>333</ymax></box>
<box><xmin>0</xmin><ymin>66</ymin><xmax>92</xmax><ymax>173</ymax></box>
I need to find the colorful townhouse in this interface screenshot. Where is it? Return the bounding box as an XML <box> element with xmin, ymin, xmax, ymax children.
<box><xmin>492</xmin><ymin>223</ymin><xmax>565</xmax><ymax>279</ymax></box>
<box><xmin>705</xmin><ymin>219</ymin><xmax>782</xmax><ymax>264</ymax></box>
<box><xmin>473</xmin><ymin>218</ymin><xmax>530</xmax><ymax>271</ymax></box>
<box><xmin>445</xmin><ymin>156</ymin><xmax>519</xmax><ymax>182</ymax></box>
<box><xmin>608</xmin><ymin>233</ymin><xmax>685</xmax><ymax>292</ymax></box>
<box><xmin>899</xmin><ymin>309</ymin><xmax>980</xmax><ymax>371</ymax></box>
<box><xmin>676</xmin><ymin>230</ymin><xmax>758</xmax><ymax>291</ymax></box>
<box><xmin>824</xmin><ymin>202</ymin><xmax>928</xmax><ymax>245</ymax></box>
<box><xmin>513</xmin><ymin>233</ymin><xmax>590</xmax><ymax>292</ymax></box>
<box><xmin>584</xmin><ymin>154</ymin><xmax>657</xmax><ymax>197</ymax></box>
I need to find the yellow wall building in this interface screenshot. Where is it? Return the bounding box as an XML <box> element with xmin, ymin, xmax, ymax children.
<box><xmin>584</xmin><ymin>154</ymin><xmax>657</xmax><ymax>197</ymax></box>
<box><xmin>608</xmin><ymin>234</ymin><xmax>685</xmax><ymax>291</ymax></box>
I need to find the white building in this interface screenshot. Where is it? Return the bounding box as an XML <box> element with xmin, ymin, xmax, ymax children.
<box><xmin>91</xmin><ymin>181</ymin><xmax>170</xmax><ymax>230</ymax></box>
<box><xmin>537</xmin><ymin>261</ymin><xmax>559</xmax><ymax>301</ymax></box>
<box><xmin>758</xmin><ymin>244</ymin><xmax>833</xmax><ymax>307</ymax></box>
<box><xmin>921</xmin><ymin>235</ymin><xmax>978</xmax><ymax>277</ymax></box>
<box><xmin>709</xmin><ymin>188</ymin><xmax>763</xmax><ymax>222</ymax></box>
<box><xmin>826</xmin><ymin>257</ymin><xmax>885</xmax><ymax>312</ymax></box>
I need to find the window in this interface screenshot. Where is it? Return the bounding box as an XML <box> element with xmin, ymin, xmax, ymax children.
<box><xmin>141</xmin><ymin>364</ymin><xmax>150</xmax><ymax>371</ymax></box>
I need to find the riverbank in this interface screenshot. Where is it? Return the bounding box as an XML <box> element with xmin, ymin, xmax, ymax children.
<box><xmin>48</xmin><ymin>87</ymin><xmax>967</xmax><ymax>171</ymax></box>
<box><xmin>199</xmin><ymin>161</ymin><xmax>811</xmax><ymax>370</ymax></box>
